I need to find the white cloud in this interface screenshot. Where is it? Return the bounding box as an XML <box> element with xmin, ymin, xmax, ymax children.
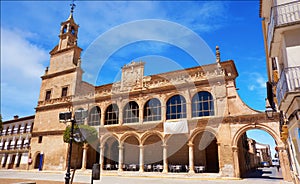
<box><xmin>81</xmin><ymin>19</ymin><xmax>215</xmax><ymax>85</ymax></box>
<box><xmin>245</xmin><ymin>72</ymin><xmax>267</xmax><ymax>92</ymax></box>
<box><xmin>1</xmin><ymin>27</ymin><xmax>48</xmax><ymax>120</ymax></box>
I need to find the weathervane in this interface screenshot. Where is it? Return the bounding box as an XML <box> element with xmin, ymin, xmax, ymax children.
<box><xmin>70</xmin><ymin>0</ymin><xmax>76</xmax><ymax>14</ymax></box>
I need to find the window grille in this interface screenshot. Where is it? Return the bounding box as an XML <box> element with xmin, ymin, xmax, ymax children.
<box><xmin>166</xmin><ymin>95</ymin><xmax>187</xmax><ymax>120</ymax></box>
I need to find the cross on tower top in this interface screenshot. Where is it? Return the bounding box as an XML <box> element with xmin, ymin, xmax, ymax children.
<box><xmin>70</xmin><ymin>0</ymin><xmax>76</xmax><ymax>14</ymax></box>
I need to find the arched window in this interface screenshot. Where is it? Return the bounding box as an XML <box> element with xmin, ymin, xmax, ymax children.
<box><xmin>144</xmin><ymin>98</ymin><xmax>161</xmax><ymax>122</ymax></box>
<box><xmin>62</xmin><ymin>25</ymin><xmax>67</xmax><ymax>33</ymax></box>
<box><xmin>166</xmin><ymin>95</ymin><xmax>186</xmax><ymax>120</ymax></box>
<box><xmin>75</xmin><ymin>108</ymin><xmax>85</xmax><ymax>124</ymax></box>
<box><xmin>123</xmin><ymin>101</ymin><xmax>139</xmax><ymax>123</ymax></box>
<box><xmin>88</xmin><ymin>106</ymin><xmax>101</xmax><ymax>126</ymax></box>
<box><xmin>105</xmin><ymin>104</ymin><xmax>119</xmax><ymax>125</ymax></box>
<box><xmin>192</xmin><ymin>91</ymin><xmax>214</xmax><ymax>117</ymax></box>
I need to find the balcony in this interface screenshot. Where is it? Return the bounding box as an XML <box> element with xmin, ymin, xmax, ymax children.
<box><xmin>267</xmin><ymin>1</ymin><xmax>300</xmax><ymax>53</ymax></box>
<box><xmin>276</xmin><ymin>66</ymin><xmax>300</xmax><ymax>109</ymax></box>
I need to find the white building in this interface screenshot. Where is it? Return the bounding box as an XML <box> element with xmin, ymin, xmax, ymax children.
<box><xmin>260</xmin><ymin>0</ymin><xmax>300</xmax><ymax>183</ymax></box>
<box><xmin>0</xmin><ymin>115</ymin><xmax>34</xmax><ymax>169</ymax></box>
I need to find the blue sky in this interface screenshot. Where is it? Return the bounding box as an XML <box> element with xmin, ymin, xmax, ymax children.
<box><xmin>0</xmin><ymin>1</ymin><xmax>276</xmax><ymax>155</ymax></box>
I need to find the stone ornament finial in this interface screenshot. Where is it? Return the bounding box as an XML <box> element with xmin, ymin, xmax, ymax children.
<box><xmin>216</xmin><ymin>45</ymin><xmax>220</xmax><ymax>63</ymax></box>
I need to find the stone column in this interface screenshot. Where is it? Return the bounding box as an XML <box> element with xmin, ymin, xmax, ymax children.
<box><xmin>217</xmin><ymin>141</ymin><xmax>222</xmax><ymax>173</ymax></box>
<box><xmin>278</xmin><ymin>146</ymin><xmax>293</xmax><ymax>182</ymax></box>
<box><xmin>101</xmin><ymin>112</ymin><xmax>105</xmax><ymax>126</ymax></box>
<box><xmin>139</xmin><ymin>145</ymin><xmax>144</xmax><ymax>172</ymax></box>
<box><xmin>139</xmin><ymin>104</ymin><xmax>143</xmax><ymax>124</ymax></box>
<box><xmin>99</xmin><ymin>145</ymin><xmax>104</xmax><ymax>171</ymax></box>
<box><xmin>232</xmin><ymin>146</ymin><xmax>240</xmax><ymax>178</ymax></box>
<box><xmin>186</xmin><ymin>102</ymin><xmax>192</xmax><ymax>119</ymax></box>
<box><xmin>119</xmin><ymin>109</ymin><xmax>123</xmax><ymax>125</ymax></box>
<box><xmin>162</xmin><ymin>144</ymin><xmax>168</xmax><ymax>173</ymax></box>
<box><xmin>118</xmin><ymin>145</ymin><xmax>124</xmax><ymax>172</ymax></box>
<box><xmin>81</xmin><ymin>143</ymin><xmax>88</xmax><ymax>170</ymax></box>
<box><xmin>188</xmin><ymin>142</ymin><xmax>195</xmax><ymax>174</ymax></box>
<box><xmin>161</xmin><ymin>105</ymin><xmax>166</xmax><ymax>122</ymax></box>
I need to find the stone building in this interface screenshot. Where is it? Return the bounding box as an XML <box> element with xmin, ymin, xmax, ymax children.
<box><xmin>256</xmin><ymin>142</ymin><xmax>272</xmax><ymax>165</ymax></box>
<box><xmin>0</xmin><ymin>115</ymin><xmax>34</xmax><ymax>169</ymax></box>
<box><xmin>247</xmin><ymin>138</ymin><xmax>261</xmax><ymax>169</ymax></box>
<box><xmin>259</xmin><ymin>0</ymin><xmax>300</xmax><ymax>183</ymax></box>
<box><xmin>0</xmin><ymin>4</ymin><xmax>292</xmax><ymax>182</ymax></box>
<box><xmin>26</xmin><ymin>8</ymin><xmax>293</xmax><ymax>181</ymax></box>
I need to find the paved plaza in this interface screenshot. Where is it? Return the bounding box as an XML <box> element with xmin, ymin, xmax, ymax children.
<box><xmin>0</xmin><ymin>167</ymin><xmax>294</xmax><ymax>184</ymax></box>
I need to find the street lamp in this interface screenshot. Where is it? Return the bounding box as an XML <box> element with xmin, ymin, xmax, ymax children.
<box><xmin>59</xmin><ymin>109</ymin><xmax>87</xmax><ymax>184</ymax></box>
<box><xmin>265</xmin><ymin>98</ymin><xmax>275</xmax><ymax>119</ymax></box>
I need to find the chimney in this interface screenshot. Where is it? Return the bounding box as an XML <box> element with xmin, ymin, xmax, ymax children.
<box><xmin>14</xmin><ymin>115</ymin><xmax>19</xmax><ymax>120</ymax></box>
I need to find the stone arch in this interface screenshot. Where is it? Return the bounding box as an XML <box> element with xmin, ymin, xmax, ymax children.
<box><xmin>122</xmin><ymin>133</ymin><xmax>140</xmax><ymax>167</ymax></box>
<box><xmin>102</xmin><ymin>102</ymin><xmax>118</xmax><ymax>113</ymax></box>
<box><xmin>191</xmin><ymin>128</ymin><xmax>219</xmax><ymax>173</ymax></box>
<box><xmin>140</xmin><ymin>95</ymin><xmax>163</xmax><ymax>108</ymax></box>
<box><xmin>100</xmin><ymin>133</ymin><xmax>120</xmax><ymax>146</ymax></box>
<box><xmin>190</xmin><ymin>87</ymin><xmax>213</xmax><ymax>96</ymax></box>
<box><xmin>141</xmin><ymin>131</ymin><xmax>163</xmax><ymax>145</ymax></box>
<box><xmin>120</xmin><ymin>132</ymin><xmax>141</xmax><ymax>145</ymax></box>
<box><xmin>102</xmin><ymin>134</ymin><xmax>119</xmax><ymax>170</ymax></box>
<box><xmin>143</xmin><ymin>132</ymin><xmax>164</xmax><ymax>167</ymax></box>
<box><xmin>164</xmin><ymin>93</ymin><xmax>187</xmax><ymax>104</ymax></box>
<box><xmin>232</xmin><ymin>123</ymin><xmax>283</xmax><ymax>147</ymax></box>
<box><xmin>231</xmin><ymin>122</ymin><xmax>283</xmax><ymax>178</ymax></box>
<box><xmin>166</xmin><ymin>133</ymin><xmax>189</xmax><ymax>168</ymax></box>
<box><xmin>190</xmin><ymin>126</ymin><xmax>218</xmax><ymax>143</ymax></box>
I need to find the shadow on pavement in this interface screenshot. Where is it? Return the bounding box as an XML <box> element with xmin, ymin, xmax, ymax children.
<box><xmin>243</xmin><ymin>167</ymin><xmax>283</xmax><ymax>180</ymax></box>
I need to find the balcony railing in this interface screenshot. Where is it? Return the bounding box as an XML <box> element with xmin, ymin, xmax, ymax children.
<box><xmin>267</xmin><ymin>1</ymin><xmax>300</xmax><ymax>52</ymax></box>
<box><xmin>276</xmin><ymin>66</ymin><xmax>300</xmax><ymax>105</ymax></box>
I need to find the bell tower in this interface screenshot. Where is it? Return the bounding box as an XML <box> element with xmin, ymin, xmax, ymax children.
<box><xmin>58</xmin><ymin>4</ymin><xmax>78</xmax><ymax>51</ymax></box>
<box><xmin>47</xmin><ymin>1</ymin><xmax>82</xmax><ymax>75</ymax></box>
<box><xmin>37</xmin><ymin>1</ymin><xmax>83</xmax><ymax>103</ymax></box>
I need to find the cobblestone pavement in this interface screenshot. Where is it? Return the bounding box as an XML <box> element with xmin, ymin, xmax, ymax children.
<box><xmin>0</xmin><ymin>167</ymin><xmax>293</xmax><ymax>184</ymax></box>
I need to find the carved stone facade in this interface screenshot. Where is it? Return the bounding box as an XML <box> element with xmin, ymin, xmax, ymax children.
<box><xmin>2</xmin><ymin>9</ymin><xmax>292</xmax><ymax>181</ymax></box>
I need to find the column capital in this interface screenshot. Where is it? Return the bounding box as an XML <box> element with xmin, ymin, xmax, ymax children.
<box><xmin>118</xmin><ymin>145</ymin><xmax>124</xmax><ymax>150</ymax></box>
<box><xmin>138</xmin><ymin>145</ymin><xmax>144</xmax><ymax>149</ymax></box>
<box><xmin>162</xmin><ymin>143</ymin><xmax>168</xmax><ymax>148</ymax></box>
<box><xmin>187</xmin><ymin>142</ymin><xmax>194</xmax><ymax>147</ymax></box>
<box><xmin>82</xmin><ymin>143</ymin><xmax>89</xmax><ymax>149</ymax></box>
<box><xmin>232</xmin><ymin>146</ymin><xmax>238</xmax><ymax>152</ymax></box>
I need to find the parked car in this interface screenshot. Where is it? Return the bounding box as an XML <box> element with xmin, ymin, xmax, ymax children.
<box><xmin>261</xmin><ymin>161</ymin><xmax>270</xmax><ymax>167</ymax></box>
<box><xmin>272</xmin><ymin>159</ymin><xmax>280</xmax><ymax>167</ymax></box>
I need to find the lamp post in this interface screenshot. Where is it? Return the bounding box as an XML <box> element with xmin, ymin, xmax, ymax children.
<box><xmin>59</xmin><ymin>110</ymin><xmax>87</xmax><ymax>184</ymax></box>
<box><xmin>265</xmin><ymin>98</ymin><xmax>275</xmax><ymax>119</ymax></box>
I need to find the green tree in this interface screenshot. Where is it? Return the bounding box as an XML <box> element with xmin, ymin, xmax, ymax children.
<box><xmin>63</xmin><ymin>124</ymin><xmax>98</xmax><ymax>145</ymax></box>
